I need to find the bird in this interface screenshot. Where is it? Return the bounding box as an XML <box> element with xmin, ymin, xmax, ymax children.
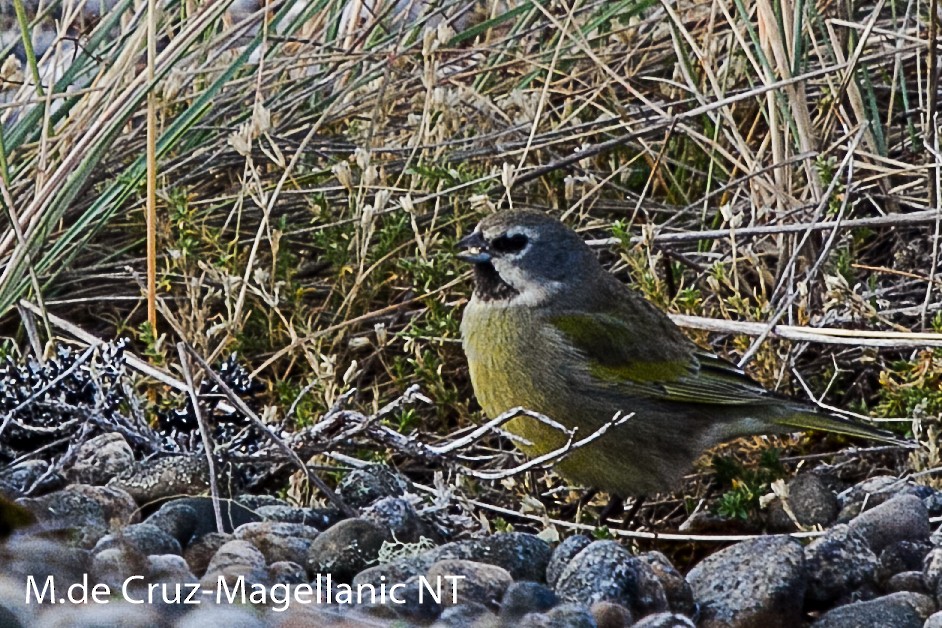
<box><xmin>458</xmin><ymin>209</ymin><xmax>904</xmax><ymax>498</ymax></box>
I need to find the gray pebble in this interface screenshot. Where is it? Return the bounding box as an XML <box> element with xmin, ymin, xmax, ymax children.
<box><xmin>94</xmin><ymin>523</ymin><xmax>182</xmax><ymax>556</ymax></box>
<box><xmin>804</xmin><ymin>524</ymin><xmax>877</xmax><ymax>604</ymax></box>
<box><xmin>848</xmin><ymin>494</ymin><xmax>930</xmax><ymax>553</ymax></box>
<box><xmin>337</xmin><ymin>464</ymin><xmax>412</xmax><ymax>509</ymax></box>
<box><xmin>546</xmin><ymin>534</ymin><xmax>592</xmax><ymax>587</ymax></box>
<box><xmin>234</xmin><ymin>521</ymin><xmax>319</xmax><ymax>565</ymax></box>
<box><xmin>555</xmin><ymin>540</ymin><xmax>668</xmax><ymax>618</ymax></box>
<box><xmin>811</xmin><ymin>591</ymin><xmax>934</xmax><ymax>627</ymax></box>
<box><xmin>687</xmin><ymin>534</ymin><xmax>806</xmax><ymax>628</ymax></box>
<box><xmin>306</xmin><ymin>517</ymin><xmax>387</xmax><ymax>581</ymax></box>
<box><xmin>427</xmin><ymin>559</ymin><xmax>512</xmax><ymax>608</ymax></box>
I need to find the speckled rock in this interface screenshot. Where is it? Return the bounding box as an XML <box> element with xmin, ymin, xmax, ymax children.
<box><xmin>520</xmin><ymin>602</ymin><xmax>596</xmax><ymax>627</ymax></box>
<box><xmin>173</xmin><ymin>604</ymin><xmax>267</xmax><ymax>628</ymax></box>
<box><xmin>804</xmin><ymin>524</ymin><xmax>878</xmax><ymax>604</ymax></box>
<box><xmin>31</xmin><ymin>603</ymin><xmax>160</xmax><ymax>627</ymax></box>
<box><xmin>145</xmin><ymin>496</ymin><xmax>261</xmax><ymax>544</ymax></box>
<box><xmin>546</xmin><ymin>534</ymin><xmax>592</xmax><ymax>587</ymax></box>
<box><xmin>427</xmin><ymin>532</ymin><xmax>552</xmax><ymax>582</ymax></box>
<box><xmin>17</xmin><ymin>484</ymin><xmax>137</xmax><ymax>547</ymax></box>
<box><xmin>686</xmin><ymin>534</ymin><xmax>806</xmax><ymax>628</ymax></box>
<box><xmin>93</xmin><ymin>523</ymin><xmax>182</xmax><ymax>557</ymax></box>
<box><xmin>555</xmin><ymin>540</ymin><xmax>668</xmax><ymax>620</ymax></box>
<box><xmin>877</xmin><ymin>540</ymin><xmax>932</xmax><ymax>584</ymax></box>
<box><xmin>631</xmin><ymin>612</ymin><xmax>696</xmax><ymax>627</ymax></box>
<box><xmin>433</xmin><ymin>601</ymin><xmax>497</xmax><ymax>627</ymax></box>
<box><xmin>639</xmin><ymin>551</ymin><xmax>695</xmax><ymax>616</ymax></box>
<box><xmin>254</xmin><ymin>504</ymin><xmax>341</xmax><ymax>529</ymax></box>
<box><xmin>362</xmin><ymin>496</ymin><xmax>431</xmax><ymax>543</ymax></box>
<box><xmin>884</xmin><ymin>570</ymin><xmax>926</xmax><ymax>594</ymax></box>
<box><xmin>201</xmin><ymin>539</ymin><xmax>268</xmax><ymax>587</ymax></box>
<box><xmin>108</xmin><ymin>455</ymin><xmax>210</xmax><ymax>504</ymax></box>
<box><xmin>356</xmin><ymin>574</ymin><xmax>444</xmax><ymax>624</ymax></box>
<box><xmin>234</xmin><ymin>520</ymin><xmax>319</xmax><ymax>565</ymax></box>
<box><xmin>848</xmin><ymin>494</ymin><xmax>929</xmax><ymax>553</ymax></box>
<box><xmin>0</xmin><ymin>536</ymin><xmax>89</xmax><ymax>583</ymax></box>
<box><xmin>500</xmin><ymin>581</ymin><xmax>558</xmax><ymax>622</ymax></box>
<box><xmin>65</xmin><ymin>432</ymin><xmax>134</xmax><ymax>485</ymax></box>
<box><xmin>0</xmin><ymin>460</ymin><xmax>49</xmax><ymax>495</ymax></box>
<box><xmin>811</xmin><ymin>591</ymin><xmax>934</xmax><ymax>627</ymax></box>
<box><xmin>427</xmin><ymin>559</ymin><xmax>513</xmax><ymax>608</ymax></box>
<box><xmin>353</xmin><ymin>557</ymin><xmax>432</xmax><ymax>590</ymax></box>
<box><xmin>590</xmin><ymin>600</ymin><xmax>633</xmax><ymax>627</ymax></box>
<box><xmin>183</xmin><ymin>532</ymin><xmax>231</xmax><ymax>578</ymax></box>
<box><xmin>924</xmin><ymin>547</ymin><xmax>942</xmax><ymax>591</ymax></box>
<box><xmin>925</xmin><ymin>610</ymin><xmax>942</xmax><ymax>628</ymax></box>
<box><xmin>306</xmin><ymin>517</ymin><xmax>387</xmax><ymax>581</ymax></box>
<box><xmin>268</xmin><ymin>560</ymin><xmax>307</xmax><ymax>585</ymax></box>
<box><xmin>147</xmin><ymin>554</ymin><xmax>196</xmax><ymax>583</ymax></box>
<box><xmin>337</xmin><ymin>464</ymin><xmax>412</xmax><ymax>509</ymax></box>
<box><xmin>90</xmin><ymin>546</ymin><xmax>147</xmax><ymax>589</ymax></box>
<box><xmin>768</xmin><ymin>473</ymin><xmax>839</xmax><ymax>531</ymax></box>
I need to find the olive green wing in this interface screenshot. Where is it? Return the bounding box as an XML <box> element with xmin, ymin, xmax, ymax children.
<box><xmin>549</xmin><ymin>311</ymin><xmax>906</xmax><ymax>444</ymax></box>
<box><xmin>550</xmin><ymin>311</ymin><xmax>775</xmax><ymax>405</ymax></box>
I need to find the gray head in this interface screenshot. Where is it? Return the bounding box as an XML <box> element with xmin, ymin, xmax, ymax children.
<box><xmin>457</xmin><ymin>210</ymin><xmax>603</xmax><ymax>305</ymax></box>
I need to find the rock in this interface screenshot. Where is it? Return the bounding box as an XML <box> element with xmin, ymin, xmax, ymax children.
<box><xmin>767</xmin><ymin>473</ymin><xmax>839</xmax><ymax>531</ymax></box>
<box><xmin>631</xmin><ymin>612</ymin><xmax>696</xmax><ymax>627</ymax></box>
<box><xmin>183</xmin><ymin>532</ymin><xmax>231</xmax><ymax>578</ymax></box>
<box><xmin>362</xmin><ymin>496</ymin><xmax>430</xmax><ymax>543</ymax></box>
<box><xmin>173</xmin><ymin>605</ymin><xmax>267</xmax><ymax>628</ymax></box>
<box><xmin>811</xmin><ymin>591</ymin><xmax>934</xmax><ymax>627</ymax></box>
<box><xmin>638</xmin><ymin>551</ymin><xmax>695</xmax><ymax>616</ymax></box>
<box><xmin>427</xmin><ymin>532</ymin><xmax>552</xmax><ymax>582</ymax></box>
<box><xmin>555</xmin><ymin>540</ymin><xmax>668</xmax><ymax>619</ymax></box>
<box><xmin>108</xmin><ymin>455</ymin><xmax>210</xmax><ymax>504</ymax></box>
<box><xmin>0</xmin><ymin>460</ymin><xmax>49</xmax><ymax>495</ymax></box>
<box><xmin>500</xmin><ymin>581</ymin><xmax>558</xmax><ymax>622</ymax></box>
<box><xmin>884</xmin><ymin>571</ymin><xmax>926</xmax><ymax>594</ymax></box>
<box><xmin>804</xmin><ymin>524</ymin><xmax>878</xmax><ymax>604</ymax></box>
<box><xmin>521</xmin><ymin>602</ymin><xmax>597</xmax><ymax>627</ymax></box>
<box><xmin>686</xmin><ymin>535</ymin><xmax>806</xmax><ymax>628</ymax></box>
<box><xmin>306</xmin><ymin>518</ymin><xmax>387</xmax><ymax>581</ymax></box>
<box><xmin>425</xmin><ymin>559</ymin><xmax>512</xmax><ymax>609</ymax></box>
<box><xmin>93</xmin><ymin>523</ymin><xmax>182</xmax><ymax>556</ymax></box>
<box><xmin>17</xmin><ymin>484</ymin><xmax>137</xmax><ymax>547</ymax></box>
<box><xmin>147</xmin><ymin>554</ymin><xmax>196</xmax><ymax>583</ymax></box>
<box><xmin>66</xmin><ymin>432</ymin><xmax>134</xmax><ymax>485</ymax></box>
<box><xmin>236</xmin><ymin>494</ymin><xmax>287</xmax><ymax>510</ymax></box>
<box><xmin>926</xmin><ymin>610</ymin><xmax>942</xmax><ymax>628</ymax></box>
<box><xmin>546</xmin><ymin>534</ymin><xmax>592</xmax><ymax>587</ymax></box>
<box><xmin>90</xmin><ymin>546</ymin><xmax>147</xmax><ymax>589</ymax></box>
<box><xmin>356</xmin><ymin>574</ymin><xmax>443</xmax><ymax>624</ymax></box>
<box><xmin>925</xmin><ymin>548</ymin><xmax>942</xmax><ymax>591</ymax></box>
<box><xmin>434</xmin><ymin>601</ymin><xmax>497</xmax><ymax>626</ymax></box>
<box><xmin>268</xmin><ymin>560</ymin><xmax>307</xmax><ymax>585</ymax></box>
<box><xmin>234</xmin><ymin>521</ymin><xmax>319</xmax><ymax>565</ymax></box>
<box><xmin>144</xmin><ymin>501</ymin><xmax>199</xmax><ymax>545</ymax></box>
<box><xmin>877</xmin><ymin>540</ymin><xmax>932</xmax><ymax>584</ymax></box>
<box><xmin>590</xmin><ymin>600</ymin><xmax>633</xmax><ymax>627</ymax></box>
<box><xmin>353</xmin><ymin>557</ymin><xmax>432</xmax><ymax>589</ymax></box>
<box><xmin>201</xmin><ymin>539</ymin><xmax>268</xmax><ymax>587</ymax></box>
<box><xmin>337</xmin><ymin>464</ymin><xmax>412</xmax><ymax>509</ymax></box>
<box><xmin>254</xmin><ymin>505</ymin><xmax>341</xmax><ymax>529</ymax></box>
<box><xmin>31</xmin><ymin>603</ymin><xmax>159</xmax><ymax>627</ymax></box>
<box><xmin>0</xmin><ymin>536</ymin><xmax>89</xmax><ymax>583</ymax></box>
<box><xmin>848</xmin><ymin>495</ymin><xmax>930</xmax><ymax>553</ymax></box>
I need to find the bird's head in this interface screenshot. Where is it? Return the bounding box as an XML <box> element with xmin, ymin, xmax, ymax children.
<box><xmin>457</xmin><ymin>210</ymin><xmax>602</xmax><ymax>305</ymax></box>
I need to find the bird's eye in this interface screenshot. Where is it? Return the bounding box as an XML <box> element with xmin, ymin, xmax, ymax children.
<box><xmin>490</xmin><ymin>233</ymin><xmax>528</xmax><ymax>254</ymax></box>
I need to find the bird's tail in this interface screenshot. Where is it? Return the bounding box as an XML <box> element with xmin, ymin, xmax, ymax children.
<box><xmin>774</xmin><ymin>410</ymin><xmax>911</xmax><ymax>447</ymax></box>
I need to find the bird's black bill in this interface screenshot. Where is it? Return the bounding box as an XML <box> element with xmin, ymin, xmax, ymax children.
<box><xmin>457</xmin><ymin>231</ymin><xmax>492</xmax><ymax>263</ymax></box>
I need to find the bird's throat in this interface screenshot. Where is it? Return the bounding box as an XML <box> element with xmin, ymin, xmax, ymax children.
<box><xmin>472</xmin><ymin>262</ymin><xmax>519</xmax><ymax>302</ymax></box>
